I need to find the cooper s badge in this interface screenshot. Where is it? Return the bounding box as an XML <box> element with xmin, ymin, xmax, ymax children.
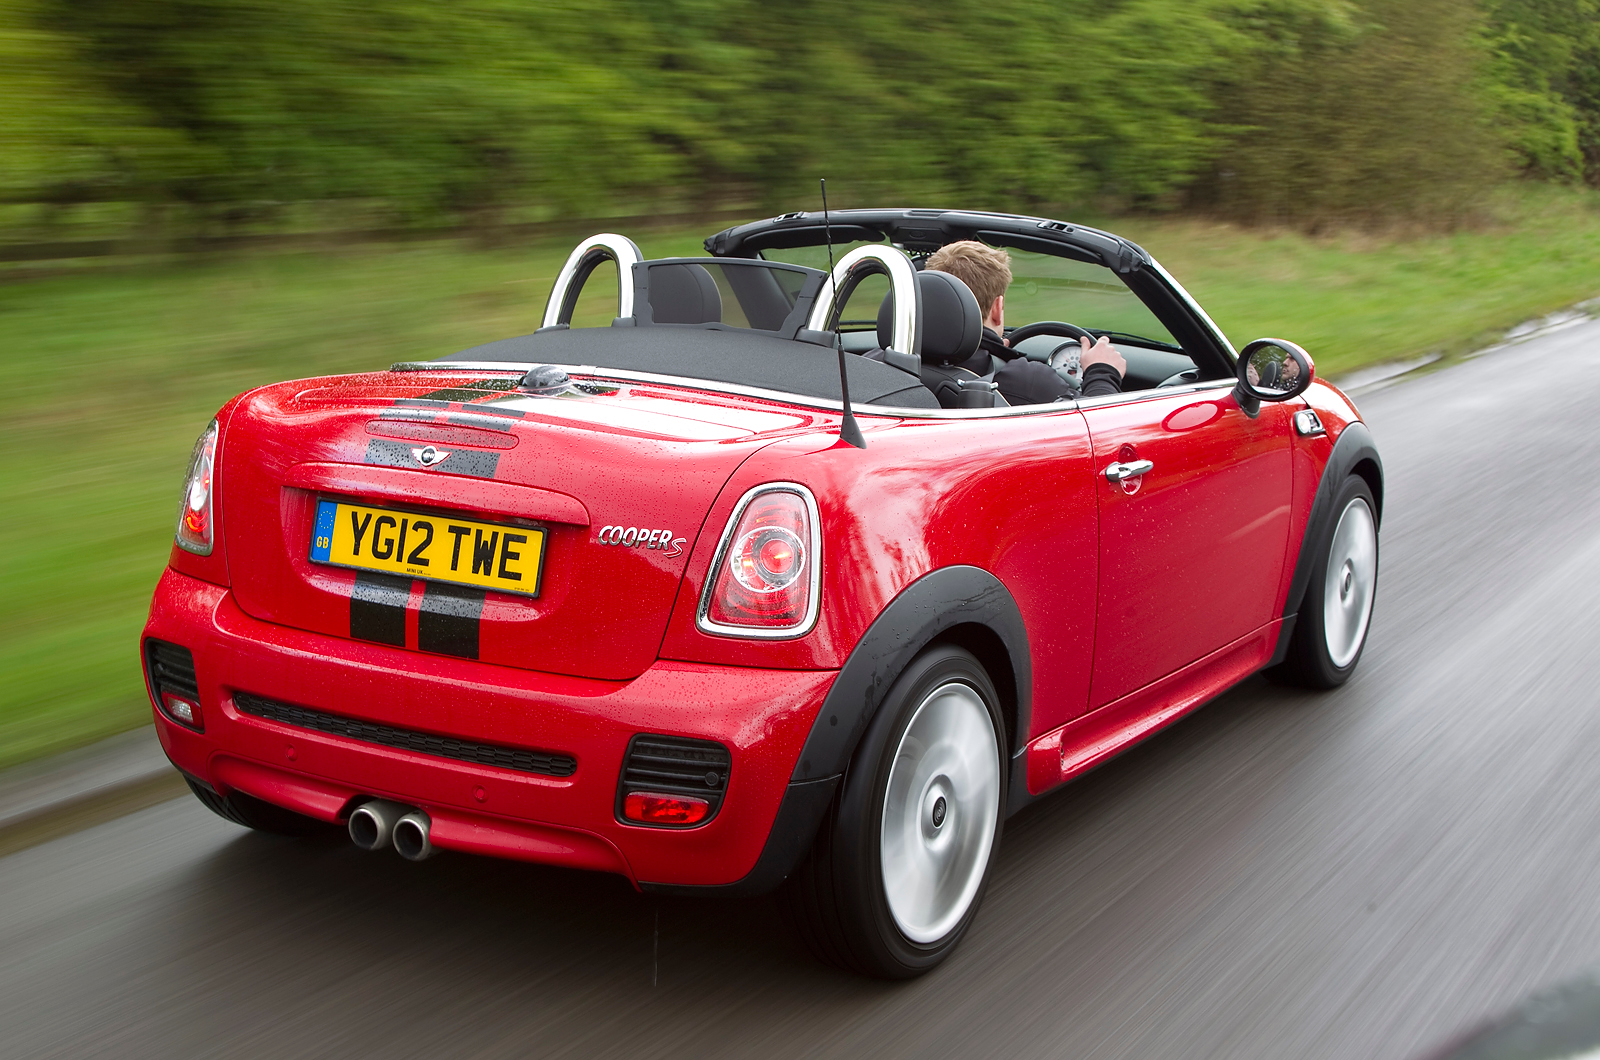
<box><xmin>597</xmin><ymin>524</ymin><xmax>686</xmax><ymax>558</ymax></box>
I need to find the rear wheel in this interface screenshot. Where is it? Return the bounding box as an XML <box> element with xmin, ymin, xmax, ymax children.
<box><xmin>184</xmin><ymin>777</ymin><xmax>329</xmax><ymax>836</ymax></box>
<box><xmin>785</xmin><ymin>645</ymin><xmax>1006</xmax><ymax>978</ymax></box>
<box><xmin>1271</xmin><ymin>475</ymin><xmax>1379</xmax><ymax>689</ymax></box>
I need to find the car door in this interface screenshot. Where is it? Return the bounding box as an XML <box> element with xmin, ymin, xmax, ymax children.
<box><xmin>1081</xmin><ymin>386</ymin><xmax>1294</xmax><ymax>708</ymax></box>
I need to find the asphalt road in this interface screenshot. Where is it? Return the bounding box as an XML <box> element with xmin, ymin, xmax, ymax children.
<box><xmin>5</xmin><ymin>317</ymin><xmax>1600</xmax><ymax>1060</ymax></box>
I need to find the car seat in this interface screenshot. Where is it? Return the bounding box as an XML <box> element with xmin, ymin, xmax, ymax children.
<box><xmin>648</xmin><ymin>263</ymin><xmax>722</xmax><ymax>324</ymax></box>
<box><xmin>876</xmin><ymin>272</ymin><xmax>1006</xmax><ymax>409</ymax></box>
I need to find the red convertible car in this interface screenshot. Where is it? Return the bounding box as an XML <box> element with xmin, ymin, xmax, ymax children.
<box><xmin>142</xmin><ymin>209</ymin><xmax>1381</xmax><ymax>978</ymax></box>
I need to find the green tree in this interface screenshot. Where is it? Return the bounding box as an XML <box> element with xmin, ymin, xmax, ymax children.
<box><xmin>1480</xmin><ymin>0</ymin><xmax>1600</xmax><ymax>183</ymax></box>
<box><xmin>1200</xmin><ymin>0</ymin><xmax>1506</xmax><ymax>226</ymax></box>
<box><xmin>0</xmin><ymin>0</ymin><xmax>195</xmax><ymax>211</ymax></box>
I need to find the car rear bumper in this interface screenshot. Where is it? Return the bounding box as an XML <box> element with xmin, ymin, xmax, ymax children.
<box><xmin>143</xmin><ymin>567</ymin><xmax>835</xmax><ymax>888</ymax></box>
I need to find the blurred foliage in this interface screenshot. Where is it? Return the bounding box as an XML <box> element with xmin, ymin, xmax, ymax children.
<box><xmin>1195</xmin><ymin>0</ymin><xmax>1508</xmax><ymax>226</ymax></box>
<box><xmin>0</xmin><ymin>0</ymin><xmax>1597</xmax><ymax>232</ymax></box>
<box><xmin>0</xmin><ymin>0</ymin><xmax>199</xmax><ymax>207</ymax></box>
<box><xmin>1480</xmin><ymin>0</ymin><xmax>1600</xmax><ymax>181</ymax></box>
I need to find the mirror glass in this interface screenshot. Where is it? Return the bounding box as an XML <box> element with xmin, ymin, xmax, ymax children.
<box><xmin>1244</xmin><ymin>343</ymin><xmax>1303</xmax><ymax>396</ymax></box>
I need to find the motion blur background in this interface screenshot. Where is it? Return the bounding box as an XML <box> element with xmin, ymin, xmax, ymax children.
<box><xmin>5</xmin><ymin>0</ymin><xmax>1599</xmax><ymax>229</ymax></box>
<box><xmin>2</xmin><ymin>0</ymin><xmax>1600</xmax><ymax>767</ymax></box>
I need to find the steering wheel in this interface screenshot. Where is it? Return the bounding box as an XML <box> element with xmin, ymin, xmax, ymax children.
<box><xmin>1005</xmin><ymin>321</ymin><xmax>1094</xmax><ymax>368</ymax></box>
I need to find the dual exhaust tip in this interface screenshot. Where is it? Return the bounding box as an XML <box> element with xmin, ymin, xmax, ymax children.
<box><xmin>348</xmin><ymin>799</ymin><xmax>434</xmax><ymax>861</ymax></box>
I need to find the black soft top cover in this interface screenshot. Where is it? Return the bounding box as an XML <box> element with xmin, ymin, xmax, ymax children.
<box><xmin>444</xmin><ymin>326</ymin><xmax>939</xmax><ymax>408</ymax></box>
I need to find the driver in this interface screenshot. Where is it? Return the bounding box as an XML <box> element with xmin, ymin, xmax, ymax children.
<box><xmin>924</xmin><ymin>241</ymin><xmax>1127</xmax><ymax>402</ymax></box>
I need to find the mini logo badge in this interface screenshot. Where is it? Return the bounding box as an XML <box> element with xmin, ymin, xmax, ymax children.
<box><xmin>412</xmin><ymin>445</ymin><xmax>450</xmax><ymax>467</ymax></box>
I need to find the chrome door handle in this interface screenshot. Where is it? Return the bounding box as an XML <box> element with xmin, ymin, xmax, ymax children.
<box><xmin>1104</xmin><ymin>459</ymin><xmax>1154</xmax><ymax>483</ymax></box>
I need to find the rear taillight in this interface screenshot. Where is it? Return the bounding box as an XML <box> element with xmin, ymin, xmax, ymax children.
<box><xmin>697</xmin><ymin>484</ymin><xmax>820</xmax><ymax>637</ymax></box>
<box><xmin>175</xmin><ymin>420</ymin><xmax>218</xmax><ymax>555</ymax></box>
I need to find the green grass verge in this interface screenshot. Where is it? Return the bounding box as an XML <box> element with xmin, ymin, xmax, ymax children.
<box><xmin>2</xmin><ymin>186</ymin><xmax>1598</xmax><ymax>769</ymax></box>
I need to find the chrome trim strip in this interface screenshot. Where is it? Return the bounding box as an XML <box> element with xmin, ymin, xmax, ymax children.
<box><xmin>1073</xmin><ymin>379</ymin><xmax>1236</xmax><ymax>410</ymax></box>
<box><xmin>540</xmin><ymin>233</ymin><xmax>643</xmax><ymax>328</ymax></box>
<box><xmin>696</xmin><ymin>483</ymin><xmax>823</xmax><ymax>640</ymax></box>
<box><xmin>390</xmin><ymin>361</ymin><xmax>1235</xmax><ymax>417</ymax></box>
<box><xmin>1148</xmin><ymin>259</ymin><xmax>1237</xmax><ymax>358</ymax></box>
<box><xmin>806</xmin><ymin>245</ymin><xmax>920</xmax><ymax>356</ymax></box>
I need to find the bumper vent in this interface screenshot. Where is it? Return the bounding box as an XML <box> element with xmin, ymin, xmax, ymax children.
<box><xmin>233</xmin><ymin>691</ymin><xmax>576</xmax><ymax>778</ymax></box>
<box><xmin>145</xmin><ymin>639</ymin><xmax>199</xmax><ymax>702</ymax></box>
<box><xmin>617</xmin><ymin>734</ymin><xmax>731</xmax><ymax>824</ymax></box>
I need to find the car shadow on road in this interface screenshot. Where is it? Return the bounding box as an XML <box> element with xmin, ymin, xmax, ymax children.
<box><xmin>177</xmin><ymin>811</ymin><xmax>879</xmax><ymax>1007</ymax></box>
<box><xmin>170</xmin><ymin>672</ymin><xmax>1349</xmax><ymax>1010</ymax></box>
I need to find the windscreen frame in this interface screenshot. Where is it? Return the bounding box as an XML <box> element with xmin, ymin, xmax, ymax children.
<box><xmin>707</xmin><ymin>208</ymin><xmax>1239</xmax><ymax>377</ymax></box>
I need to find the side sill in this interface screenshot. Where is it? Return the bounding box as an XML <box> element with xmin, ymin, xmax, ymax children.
<box><xmin>1025</xmin><ymin>620</ymin><xmax>1281</xmax><ymax>796</ymax></box>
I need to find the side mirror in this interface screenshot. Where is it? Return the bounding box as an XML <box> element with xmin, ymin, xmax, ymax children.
<box><xmin>1234</xmin><ymin>338</ymin><xmax>1314</xmax><ymax>418</ymax></box>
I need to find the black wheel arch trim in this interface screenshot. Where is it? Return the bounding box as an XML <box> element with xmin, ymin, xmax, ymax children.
<box><xmin>1270</xmin><ymin>420</ymin><xmax>1383</xmax><ymax>665</ymax></box>
<box><xmin>795</xmin><ymin>564</ymin><xmax>1030</xmax><ymax>780</ymax></box>
<box><xmin>639</xmin><ymin>565</ymin><xmax>1032</xmax><ymax>897</ymax></box>
<box><xmin>640</xmin><ymin>773</ymin><xmax>841</xmax><ymax>897</ymax></box>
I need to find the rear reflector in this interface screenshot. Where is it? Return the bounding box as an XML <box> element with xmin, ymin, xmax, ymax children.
<box><xmin>616</xmin><ymin>734</ymin><xmax>730</xmax><ymax>828</ymax></box>
<box><xmin>145</xmin><ymin>639</ymin><xmax>203</xmax><ymax>731</ymax></box>
<box><xmin>623</xmin><ymin>791</ymin><xmax>710</xmax><ymax>826</ymax></box>
<box><xmin>162</xmin><ymin>693</ymin><xmax>203</xmax><ymax>730</ymax></box>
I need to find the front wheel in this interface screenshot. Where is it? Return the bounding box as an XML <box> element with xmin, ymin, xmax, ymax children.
<box><xmin>1271</xmin><ymin>475</ymin><xmax>1379</xmax><ymax>688</ymax></box>
<box><xmin>785</xmin><ymin>645</ymin><xmax>1006</xmax><ymax>978</ymax></box>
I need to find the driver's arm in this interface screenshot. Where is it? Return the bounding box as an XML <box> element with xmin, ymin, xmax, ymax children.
<box><xmin>1080</xmin><ymin>335</ymin><xmax>1126</xmax><ymax>396</ymax></box>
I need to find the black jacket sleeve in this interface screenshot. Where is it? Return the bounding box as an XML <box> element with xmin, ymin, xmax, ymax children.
<box><xmin>994</xmin><ymin>359</ymin><xmax>1075</xmax><ymax>405</ymax></box>
<box><xmin>1081</xmin><ymin>362</ymin><xmax>1124</xmax><ymax>397</ymax></box>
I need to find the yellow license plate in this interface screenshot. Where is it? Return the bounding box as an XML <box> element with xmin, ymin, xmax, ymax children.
<box><xmin>310</xmin><ymin>499</ymin><xmax>544</xmax><ymax>597</ymax></box>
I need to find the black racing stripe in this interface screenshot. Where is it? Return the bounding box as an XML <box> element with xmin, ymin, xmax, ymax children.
<box><xmin>377</xmin><ymin>407</ymin><xmax>440</xmax><ymax>422</ymax></box>
<box><xmin>462</xmin><ymin>403</ymin><xmax>526</xmax><ymax>419</ymax></box>
<box><xmin>445</xmin><ymin>412</ymin><xmax>516</xmax><ymax>432</ymax></box>
<box><xmin>418</xmin><ymin>582</ymin><xmax>485</xmax><ymax>659</ymax></box>
<box><xmin>350</xmin><ymin>571</ymin><xmax>410</xmax><ymax>646</ymax></box>
<box><xmin>364</xmin><ymin>438</ymin><xmax>418</xmax><ymax>468</ymax></box>
<box><xmin>363</xmin><ymin>438</ymin><xmax>500</xmax><ymax>478</ymax></box>
<box><xmin>415</xmin><ymin>379</ymin><xmax>518</xmax><ymax>402</ymax></box>
<box><xmin>393</xmin><ymin>398</ymin><xmax>451</xmax><ymax>408</ymax></box>
<box><xmin>437</xmin><ymin>449</ymin><xmax>499</xmax><ymax>477</ymax></box>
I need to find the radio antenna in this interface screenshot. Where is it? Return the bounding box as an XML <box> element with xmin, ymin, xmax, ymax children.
<box><xmin>822</xmin><ymin>178</ymin><xmax>865</xmax><ymax>449</ymax></box>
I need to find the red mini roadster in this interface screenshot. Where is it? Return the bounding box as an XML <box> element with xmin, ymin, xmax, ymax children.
<box><xmin>143</xmin><ymin>209</ymin><xmax>1381</xmax><ymax>977</ymax></box>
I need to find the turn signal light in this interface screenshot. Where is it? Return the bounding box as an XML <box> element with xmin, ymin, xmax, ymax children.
<box><xmin>175</xmin><ymin>420</ymin><xmax>218</xmax><ymax>555</ymax></box>
<box><xmin>699</xmin><ymin>485</ymin><xmax>820</xmax><ymax>637</ymax></box>
<box><xmin>162</xmin><ymin>693</ymin><xmax>204</xmax><ymax>731</ymax></box>
<box><xmin>623</xmin><ymin>791</ymin><xmax>710</xmax><ymax>826</ymax></box>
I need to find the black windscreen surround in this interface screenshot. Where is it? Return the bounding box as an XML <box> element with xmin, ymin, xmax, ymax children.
<box><xmin>707</xmin><ymin>208</ymin><xmax>1239</xmax><ymax>377</ymax></box>
<box><xmin>442</xmin><ymin>327</ymin><xmax>940</xmax><ymax>408</ymax></box>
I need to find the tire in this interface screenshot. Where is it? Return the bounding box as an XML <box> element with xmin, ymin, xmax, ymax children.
<box><xmin>785</xmin><ymin>645</ymin><xmax>1007</xmax><ymax>979</ymax></box>
<box><xmin>1271</xmin><ymin>475</ymin><xmax>1379</xmax><ymax>689</ymax></box>
<box><xmin>184</xmin><ymin>777</ymin><xmax>330</xmax><ymax>836</ymax></box>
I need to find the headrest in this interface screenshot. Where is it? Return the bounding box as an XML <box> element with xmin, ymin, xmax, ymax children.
<box><xmin>876</xmin><ymin>270</ymin><xmax>983</xmax><ymax>366</ymax></box>
<box><xmin>648</xmin><ymin>263</ymin><xmax>722</xmax><ymax>324</ymax></box>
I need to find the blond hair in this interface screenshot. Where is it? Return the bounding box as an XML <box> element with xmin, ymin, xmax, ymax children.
<box><xmin>925</xmin><ymin>241</ymin><xmax>1012</xmax><ymax>316</ymax></box>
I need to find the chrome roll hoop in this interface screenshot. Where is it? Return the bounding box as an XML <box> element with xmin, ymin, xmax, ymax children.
<box><xmin>805</xmin><ymin>245</ymin><xmax>921</xmax><ymax>359</ymax></box>
<box><xmin>540</xmin><ymin>233</ymin><xmax>644</xmax><ymax>329</ymax></box>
